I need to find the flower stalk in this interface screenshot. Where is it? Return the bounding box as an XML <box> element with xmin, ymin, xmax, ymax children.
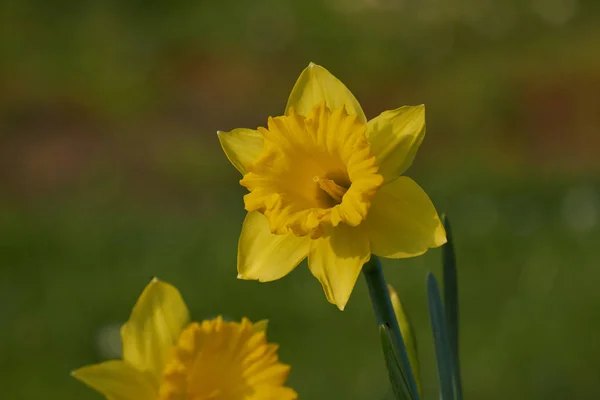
<box><xmin>363</xmin><ymin>256</ymin><xmax>420</xmax><ymax>400</ymax></box>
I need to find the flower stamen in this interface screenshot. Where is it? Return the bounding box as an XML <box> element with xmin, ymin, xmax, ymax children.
<box><xmin>313</xmin><ymin>176</ymin><xmax>347</xmax><ymax>204</ymax></box>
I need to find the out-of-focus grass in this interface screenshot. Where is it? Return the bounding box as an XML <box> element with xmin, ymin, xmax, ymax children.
<box><xmin>2</xmin><ymin>176</ymin><xmax>599</xmax><ymax>400</ymax></box>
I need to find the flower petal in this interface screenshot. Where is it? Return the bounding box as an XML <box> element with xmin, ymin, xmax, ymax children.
<box><xmin>366</xmin><ymin>105</ymin><xmax>426</xmax><ymax>180</ymax></box>
<box><xmin>121</xmin><ymin>278</ymin><xmax>190</xmax><ymax>380</ymax></box>
<box><xmin>238</xmin><ymin>211</ymin><xmax>310</xmax><ymax>282</ymax></box>
<box><xmin>71</xmin><ymin>360</ymin><xmax>157</xmax><ymax>400</ymax></box>
<box><xmin>254</xmin><ymin>386</ymin><xmax>298</xmax><ymax>399</ymax></box>
<box><xmin>253</xmin><ymin>319</ymin><xmax>269</xmax><ymax>334</ymax></box>
<box><xmin>217</xmin><ymin>128</ymin><xmax>264</xmax><ymax>175</ymax></box>
<box><xmin>285</xmin><ymin>63</ymin><xmax>366</xmax><ymax>123</ymax></box>
<box><xmin>308</xmin><ymin>224</ymin><xmax>370</xmax><ymax>310</ymax></box>
<box><xmin>365</xmin><ymin>176</ymin><xmax>446</xmax><ymax>258</ymax></box>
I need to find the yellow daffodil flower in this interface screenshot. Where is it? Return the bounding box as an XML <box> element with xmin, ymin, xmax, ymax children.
<box><xmin>218</xmin><ymin>63</ymin><xmax>446</xmax><ymax>310</ymax></box>
<box><xmin>72</xmin><ymin>278</ymin><xmax>297</xmax><ymax>400</ymax></box>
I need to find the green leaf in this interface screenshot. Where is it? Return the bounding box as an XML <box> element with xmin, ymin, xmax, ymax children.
<box><xmin>379</xmin><ymin>324</ymin><xmax>414</xmax><ymax>400</ymax></box>
<box><xmin>388</xmin><ymin>284</ymin><xmax>422</xmax><ymax>397</ymax></box>
<box><xmin>441</xmin><ymin>215</ymin><xmax>463</xmax><ymax>400</ymax></box>
<box><xmin>364</xmin><ymin>257</ymin><xmax>420</xmax><ymax>400</ymax></box>
<box><xmin>427</xmin><ymin>273</ymin><xmax>455</xmax><ymax>400</ymax></box>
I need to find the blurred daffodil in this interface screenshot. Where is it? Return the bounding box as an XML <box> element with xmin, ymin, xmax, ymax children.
<box><xmin>72</xmin><ymin>278</ymin><xmax>297</xmax><ymax>400</ymax></box>
<box><xmin>219</xmin><ymin>63</ymin><xmax>446</xmax><ymax>310</ymax></box>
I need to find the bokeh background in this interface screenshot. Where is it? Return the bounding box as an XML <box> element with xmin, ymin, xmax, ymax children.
<box><xmin>2</xmin><ymin>0</ymin><xmax>600</xmax><ymax>399</ymax></box>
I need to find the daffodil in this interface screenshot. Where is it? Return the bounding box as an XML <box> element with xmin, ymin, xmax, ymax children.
<box><xmin>72</xmin><ymin>278</ymin><xmax>297</xmax><ymax>400</ymax></box>
<box><xmin>218</xmin><ymin>63</ymin><xmax>446</xmax><ymax>310</ymax></box>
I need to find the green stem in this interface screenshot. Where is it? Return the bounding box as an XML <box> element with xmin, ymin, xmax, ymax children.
<box><xmin>363</xmin><ymin>256</ymin><xmax>420</xmax><ymax>400</ymax></box>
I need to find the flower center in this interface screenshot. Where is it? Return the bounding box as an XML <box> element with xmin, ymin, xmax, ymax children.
<box><xmin>158</xmin><ymin>317</ymin><xmax>291</xmax><ymax>400</ymax></box>
<box><xmin>313</xmin><ymin>176</ymin><xmax>347</xmax><ymax>204</ymax></box>
<box><xmin>240</xmin><ymin>103</ymin><xmax>383</xmax><ymax>238</ymax></box>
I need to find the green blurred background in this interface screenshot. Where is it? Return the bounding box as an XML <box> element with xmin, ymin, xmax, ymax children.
<box><xmin>2</xmin><ymin>0</ymin><xmax>600</xmax><ymax>399</ymax></box>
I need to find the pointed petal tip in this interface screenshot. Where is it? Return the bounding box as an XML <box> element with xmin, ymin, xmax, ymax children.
<box><xmin>237</xmin><ymin>273</ymin><xmax>256</xmax><ymax>281</ymax></box>
<box><xmin>69</xmin><ymin>366</ymin><xmax>89</xmax><ymax>380</ymax></box>
<box><xmin>286</xmin><ymin>62</ymin><xmax>366</xmax><ymax>122</ymax></box>
<box><xmin>366</xmin><ymin>106</ymin><xmax>427</xmax><ymax>179</ymax></box>
<box><xmin>217</xmin><ymin>128</ymin><xmax>265</xmax><ymax>175</ymax></box>
<box><xmin>308</xmin><ymin>225</ymin><xmax>368</xmax><ymax>314</ymax></box>
<box><xmin>122</xmin><ymin>279</ymin><xmax>189</xmax><ymax>375</ymax></box>
<box><xmin>435</xmin><ymin>222</ymin><xmax>448</xmax><ymax>247</ymax></box>
<box><xmin>328</xmin><ymin>285</ymin><xmax>351</xmax><ymax>311</ymax></box>
<box><xmin>439</xmin><ymin>235</ymin><xmax>448</xmax><ymax>246</ymax></box>
<box><xmin>410</xmin><ymin>104</ymin><xmax>425</xmax><ymax>118</ymax></box>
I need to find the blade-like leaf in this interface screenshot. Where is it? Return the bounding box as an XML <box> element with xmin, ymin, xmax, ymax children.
<box><xmin>441</xmin><ymin>215</ymin><xmax>463</xmax><ymax>400</ymax></box>
<box><xmin>442</xmin><ymin>215</ymin><xmax>458</xmax><ymax>356</ymax></box>
<box><xmin>364</xmin><ymin>257</ymin><xmax>420</xmax><ymax>400</ymax></box>
<box><xmin>427</xmin><ymin>273</ymin><xmax>455</xmax><ymax>400</ymax></box>
<box><xmin>388</xmin><ymin>284</ymin><xmax>422</xmax><ymax>397</ymax></box>
<box><xmin>379</xmin><ymin>324</ymin><xmax>413</xmax><ymax>400</ymax></box>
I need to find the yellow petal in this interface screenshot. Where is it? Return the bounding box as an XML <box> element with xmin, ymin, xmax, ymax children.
<box><xmin>238</xmin><ymin>211</ymin><xmax>310</xmax><ymax>282</ymax></box>
<box><xmin>253</xmin><ymin>319</ymin><xmax>269</xmax><ymax>334</ymax></box>
<box><xmin>121</xmin><ymin>278</ymin><xmax>190</xmax><ymax>380</ymax></box>
<box><xmin>366</xmin><ymin>177</ymin><xmax>446</xmax><ymax>258</ymax></box>
<box><xmin>285</xmin><ymin>63</ymin><xmax>366</xmax><ymax>123</ymax></box>
<box><xmin>388</xmin><ymin>284</ymin><xmax>422</xmax><ymax>396</ymax></box>
<box><xmin>307</xmin><ymin>224</ymin><xmax>370</xmax><ymax>310</ymax></box>
<box><xmin>256</xmin><ymin>386</ymin><xmax>298</xmax><ymax>399</ymax></box>
<box><xmin>71</xmin><ymin>360</ymin><xmax>157</xmax><ymax>400</ymax></box>
<box><xmin>217</xmin><ymin>128</ymin><xmax>264</xmax><ymax>175</ymax></box>
<box><xmin>366</xmin><ymin>105</ymin><xmax>425</xmax><ymax>180</ymax></box>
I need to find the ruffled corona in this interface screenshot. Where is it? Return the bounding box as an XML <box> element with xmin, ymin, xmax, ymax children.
<box><xmin>159</xmin><ymin>317</ymin><xmax>294</xmax><ymax>400</ymax></box>
<box><xmin>241</xmin><ymin>103</ymin><xmax>383</xmax><ymax>238</ymax></box>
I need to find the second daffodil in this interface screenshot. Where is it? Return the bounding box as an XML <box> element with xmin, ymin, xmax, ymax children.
<box><xmin>218</xmin><ymin>63</ymin><xmax>446</xmax><ymax>310</ymax></box>
<box><xmin>72</xmin><ymin>279</ymin><xmax>297</xmax><ymax>400</ymax></box>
